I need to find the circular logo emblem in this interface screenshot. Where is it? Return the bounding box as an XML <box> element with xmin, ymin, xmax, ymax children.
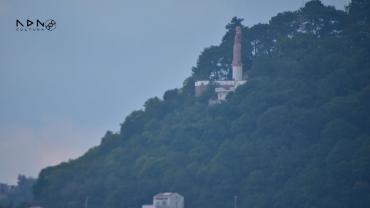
<box><xmin>45</xmin><ymin>19</ymin><xmax>56</xmax><ymax>31</ymax></box>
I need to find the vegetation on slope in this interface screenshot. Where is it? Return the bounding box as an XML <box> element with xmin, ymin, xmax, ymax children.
<box><xmin>0</xmin><ymin>175</ymin><xmax>36</xmax><ymax>208</ymax></box>
<box><xmin>33</xmin><ymin>1</ymin><xmax>370</xmax><ymax>208</ymax></box>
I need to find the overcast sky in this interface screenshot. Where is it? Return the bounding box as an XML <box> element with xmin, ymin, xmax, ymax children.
<box><xmin>0</xmin><ymin>0</ymin><xmax>349</xmax><ymax>184</ymax></box>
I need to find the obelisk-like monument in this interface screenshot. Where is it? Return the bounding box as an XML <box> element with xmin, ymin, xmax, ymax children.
<box><xmin>232</xmin><ymin>26</ymin><xmax>244</xmax><ymax>81</ymax></box>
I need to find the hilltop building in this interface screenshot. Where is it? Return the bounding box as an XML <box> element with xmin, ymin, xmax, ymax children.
<box><xmin>142</xmin><ymin>193</ymin><xmax>184</xmax><ymax>208</ymax></box>
<box><xmin>195</xmin><ymin>26</ymin><xmax>247</xmax><ymax>103</ymax></box>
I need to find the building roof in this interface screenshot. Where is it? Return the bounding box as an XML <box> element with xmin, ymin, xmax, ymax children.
<box><xmin>154</xmin><ymin>192</ymin><xmax>181</xmax><ymax>198</ymax></box>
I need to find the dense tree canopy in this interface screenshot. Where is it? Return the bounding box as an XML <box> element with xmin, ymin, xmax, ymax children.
<box><xmin>33</xmin><ymin>1</ymin><xmax>370</xmax><ymax>208</ymax></box>
<box><xmin>0</xmin><ymin>175</ymin><xmax>36</xmax><ymax>208</ymax></box>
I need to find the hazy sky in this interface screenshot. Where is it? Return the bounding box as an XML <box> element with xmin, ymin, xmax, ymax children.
<box><xmin>0</xmin><ymin>0</ymin><xmax>349</xmax><ymax>184</ymax></box>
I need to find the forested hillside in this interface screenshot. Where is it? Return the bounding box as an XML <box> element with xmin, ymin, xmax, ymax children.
<box><xmin>33</xmin><ymin>1</ymin><xmax>370</xmax><ymax>208</ymax></box>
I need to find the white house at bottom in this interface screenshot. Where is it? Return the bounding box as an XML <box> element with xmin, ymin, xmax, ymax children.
<box><xmin>142</xmin><ymin>193</ymin><xmax>184</xmax><ymax>208</ymax></box>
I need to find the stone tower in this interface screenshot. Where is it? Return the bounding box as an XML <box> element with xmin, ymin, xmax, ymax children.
<box><xmin>232</xmin><ymin>26</ymin><xmax>244</xmax><ymax>81</ymax></box>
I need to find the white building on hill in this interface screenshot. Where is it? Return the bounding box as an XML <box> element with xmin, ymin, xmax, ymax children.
<box><xmin>195</xmin><ymin>26</ymin><xmax>247</xmax><ymax>103</ymax></box>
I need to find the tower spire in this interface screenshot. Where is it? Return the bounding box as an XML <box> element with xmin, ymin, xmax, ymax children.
<box><xmin>232</xmin><ymin>26</ymin><xmax>244</xmax><ymax>81</ymax></box>
<box><xmin>232</xmin><ymin>26</ymin><xmax>242</xmax><ymax>67</ymax></box>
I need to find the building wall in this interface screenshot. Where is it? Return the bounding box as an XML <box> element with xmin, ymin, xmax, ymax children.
<box><xmin>232</xmin><ymin>65</ymin><xmax>243</xmax><ymax>81</ymax></box>
<box><xmin>214</xmin><ymin>80</ymin><xmax>236</xmax><ymax>86</ymax></box>
<box><xmin>153</xmin><ymin>193</ymin><xmax>184</xmax><ymax>208</ymax></box>
<box><xmin>195</xmin><ymin>80</ymin><xmax>247</xmax><ymax>101</ymax></box>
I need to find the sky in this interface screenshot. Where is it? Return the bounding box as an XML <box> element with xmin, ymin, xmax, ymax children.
<box><xmin>0</xmin><ymin>0</ymin><xmax>350</xmax><ymax>184</ymax></box>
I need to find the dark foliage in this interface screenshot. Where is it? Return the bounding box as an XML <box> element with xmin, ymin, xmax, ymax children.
<box><xmin>0</xmin><ymin>175</ymin><xmax>36</xmax><ymax>208</ymax></box>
